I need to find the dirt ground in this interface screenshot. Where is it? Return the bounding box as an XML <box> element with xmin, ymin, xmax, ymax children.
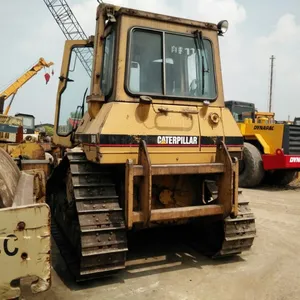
<box><xmin>24</xmin><ymin>185</ymin><xmax>300</xmax><ymax>300</ymax></box>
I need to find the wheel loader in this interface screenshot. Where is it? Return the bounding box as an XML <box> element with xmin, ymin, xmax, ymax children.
<box><xmin>47</xmin><ymin>3</ymin><xmax>256</xmax><ymax>281</ymax></box>
<box><xmin>225</xmin><ymin>100</ymin><xmax>300</xmax><ymax>187</ymax></box>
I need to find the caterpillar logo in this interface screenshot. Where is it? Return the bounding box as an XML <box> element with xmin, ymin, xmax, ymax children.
<box><xmin>289</xmin><ymin>157</ymin><xmax>300</xmax><ymax>163</ymax></box>
<box><xmin>157</xmin><ymin>136</ymin><xmax>198</xmax><ymax>145</ymax></box>
<box><xmin>253</xmin><ymin>125</ymin><xmax>274</xmax><ymax>130</ymax></box>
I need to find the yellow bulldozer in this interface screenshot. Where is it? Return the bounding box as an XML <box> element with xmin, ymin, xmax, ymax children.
<box><xmin>225</xmin><ymin>100</ymin><xmax>300</xmax><ymax>187</ymax></box>
<box><xmin>46</xmin><ymin>3</ymin><xmax>256</xmax><ymax>281</ymax></box>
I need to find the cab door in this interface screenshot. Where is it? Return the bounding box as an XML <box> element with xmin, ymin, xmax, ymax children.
<box><xmin>53</xmin><ymin>40</ymin><xmax>92</xmax><ymax>147</ymax></box>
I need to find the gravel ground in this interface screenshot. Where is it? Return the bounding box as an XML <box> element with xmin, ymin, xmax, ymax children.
<box><xmin>24</xmin><ymin>184</ymin><xmax>300</xmax><ymax>300</ymax></box>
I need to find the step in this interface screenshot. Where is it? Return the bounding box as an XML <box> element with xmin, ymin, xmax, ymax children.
<box><xmin>69</xmin><ymin>159</ymin><xmax>89</xmax><ymax>164</ymax></box>
<box><xmin>71</xmin><ymin>171</ymin><xmax>111</xmax><ymax>176</ymax></box>
<box><xmin>75</xmin><ymin>195</ymin><xmax>119</xmax><ymax>201</ymax></box>
<box><xmin>73</xmin><ymin>183</ymin><xmax>115</xmax><ymax>188</ymax></box>
<box><xmin>225</xmin><ymin>234</ymin><xmax>256</xmax><ymax>242</ymax></box>
<box><xmin>82</xmin><ymin>247</ymin><xmax>128</xmax><ymax>257</ymax></box>
<box><xmin>77</xmin><ymin>208</ymin><xmax>123</xmax><ymax>214</ymax></box>
<box><xmin>225</xmin><ymin>216</ymin><xmax>255</xmax><ymax>223</ymax></box>
<box><xmin>79</xmin><ymin>264</ymin><xmax>125</xmax><ymax>276</ymax></box>
<box><xmin>225</xmin><ymin>227</ymin><xmax>256</xmax><ymax>235</ymax></box>
<box><xmin>81</xmin><ymin>226</ymin><xmax>126</xmax><ymax>233</ymax></box>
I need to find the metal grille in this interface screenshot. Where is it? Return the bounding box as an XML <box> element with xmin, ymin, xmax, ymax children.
<box><xmin>43</xmin><ymin>0</ymin><xmax>93</xmax><ymax>77</ymax></box>
<box><xmin>282</xmin><ymin>124</ymin><xmax>300</xmax><ymax>155</ymax></box>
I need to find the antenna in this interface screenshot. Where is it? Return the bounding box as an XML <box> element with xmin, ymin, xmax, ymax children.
<box><xmin>268</xmin><ymin>55</ymin><xmax>275</xmax><ymax>112</ymax></box>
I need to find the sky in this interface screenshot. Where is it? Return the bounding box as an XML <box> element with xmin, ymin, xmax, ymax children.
<box><xmin>0</xmin><ymin>0</ymin><xmax>299</xmax><ymax>124</ymax></box>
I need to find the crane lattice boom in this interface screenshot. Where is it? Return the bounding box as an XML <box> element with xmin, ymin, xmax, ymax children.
<box><xmin>43</xmin><ymin>0</ymin><xmax>93</xmax><ymax>77</ymax></box>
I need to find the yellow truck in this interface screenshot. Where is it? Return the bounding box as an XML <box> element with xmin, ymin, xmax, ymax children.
<box><xmin>226</xmin><ymin>100</ymin><xmax>300</xmax><ymax>187</ymax></box>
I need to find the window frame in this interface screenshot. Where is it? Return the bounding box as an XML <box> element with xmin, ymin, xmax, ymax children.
<box><xmin>125</xmin><ymin>26</ymin><xmax>218</xmax><ymax>102</ymax></box>
<box><xmin>56</xmin><ymin>44</ymin><xmax>93</xmax><ymax>137</ymax></box>
<box><xmin>101</xmin><ymin>27</ymin><xmax>116</xmax><ymax>98</ymax></box>
<box><xmin>22</xmin><ymin>116</ymin><xmax>34</xmax><ymax>130</ymax></box>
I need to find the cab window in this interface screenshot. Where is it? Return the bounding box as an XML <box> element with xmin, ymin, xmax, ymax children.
<box><xmin>127</xmin><ymin>28</ymin><xmax>216</xmax><ymax>100</ymax></box>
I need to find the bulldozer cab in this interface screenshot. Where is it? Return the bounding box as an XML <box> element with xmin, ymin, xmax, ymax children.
<box><xmin>53</xmin><ymin>4</ymin><xmax>229</xmax><ymax>148</ymax></box>
<box><xmin>15</xmin><ymin>113</ymin><xmax>35</xmax><ymax>134</ymax></box>
<box><xmin>294</xmin><ymin>117</ymin><xmax>300</xmax><ymax>125</ymax></box>
<box><xmin>225</xmin><ymin>100</ymin><xmax>275</xmax><ymax>124</ymax></box>
<box><xmin>254</xmin><ymin>112</ymin><xmax>275</xmax><ymax>124</ymax></box>
<box><xmin>225</xmin><ymin>100</ymin><xmax>256</xmax><ymax>122</ymax></box>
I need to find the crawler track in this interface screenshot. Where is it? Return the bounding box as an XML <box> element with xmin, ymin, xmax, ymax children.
<box><xmin>48</xmin><ymin>153</ymin><xmax>255</xmax><ymax>280</ymax></box>
<box><xmin>48</xmin><ymin>152</ymin><xmax>127</xmax><ymax>281</ymax></box>
<box><xmin>214</xmin><ymin>201</ymin><xmax>256</xmax><ymax>257</ymax></box>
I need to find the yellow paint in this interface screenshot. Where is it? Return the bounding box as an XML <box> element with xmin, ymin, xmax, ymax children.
<box><xmin>53</xmin><ymin>4</ymin><xmax>243</xmax><ymax>165</ymax></box>
<box><xmin>238</xmin><ymin>122</ymin><xmax>284</xmax><ymax>154</ymax></box>
<box><xmin>254</xmin><ymin>134</ymin><xmax>271</xmax><ymax>154</ymax></box>
<box><xmin>0</xmin><ymin>204</ymin><xmax>51</xmax><ymax>299</ymax></box>
<box><xmin>10</xmin><ymin>142</ymin><xmax>46</xmax><ymax>160</ymax></box>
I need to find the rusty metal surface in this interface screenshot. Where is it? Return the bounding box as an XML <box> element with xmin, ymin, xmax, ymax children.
<box><xmin>232</xmin><ymin>157</ymin><xmax>239</xmax><ymax>217</ymax></box>
<box><xmin>138</xmin><ymin>140</ymin><xmax>152</xmax><ymax>226</ymax></box>
<box><xmin>3</xmin><ymin>157</ymin><xmax>49</xmax><ymax>205</ymax></box>
<box><xmin>132</xmin><ymin>163</ymin><xmax>225</xmax><ymax>176</ymax></box>
<box><xmin>132</xmin><ymin>205</ymin><xmax>223</xmax><ymax>223</ymax></box>
<box><xmin>0</xmin><ymin>148</ymin><xmax>21</xmax><ymax>208</ymax></box>
<box><xmin>10</xmin><ymin>142</ymin><xmax>46</xmax><ymax>160</ymax></box>
<box><xmin>215</xmin><ymin>141</ymin><xmax>234</xmax><ymax>217</ymax></box>
<box><xmin>116</xmin><ymin>6</ymin><xmax>218</xmax><ymax>31</ymax></box>
<box><xmin>12</xmin><ymin>172</ymin><xmax>34</xmax><ymax>207</ymax></box>
<box><xmin>0</xmin><ymin>203</ymin><xmax>51</xmax><ymax>299</ymax></box>
<box><xmin>0</xmin><ymin>115</ymin><xmax>22</xmax><ymax>127</ymax></box>
<box><xmin>125</xmin><ymin>140</ymin><xmax>233</xmax><ymax>226</ymax></box>
<box><xmin>125</xmin><ymin>159</ymin><xmax>134</xmax><ymax>229</ymax></box>
<box><xmin>22</xmin><ymin>169</ymin><xmax>47</xmax><ymax>204</ymax></box>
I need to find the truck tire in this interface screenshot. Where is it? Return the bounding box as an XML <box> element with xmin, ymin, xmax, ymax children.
<box><xmin>239</xmin><ymin>142</ymin><xmax>265</xmax><ymax>188</ymax></box>
<box><xmin>270</xmin><ymin>170</ymin><xmax>297</xmax><ymax>186</ymax></box>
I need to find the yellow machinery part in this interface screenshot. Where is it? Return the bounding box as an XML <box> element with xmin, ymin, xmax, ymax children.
<box><xmin>254</xmin><ymin>133</ymin><xmax>271</xmax><ymax>154</ymax></box>
<box><xmin>10</xmin><ymin>141</ymin><xmax>46</xmax><ymax>160</ymax></box>
<box><xmin>0</xmin><ymin>204</ymin><xmax>51</xmax><ymax>299</ymax></box>
<box><xmin>0</xmin><ymin>148</ymin><xmax>51</xmax><ymax>299</ymax></box>
<box><xmin>155</xmin><ymin>175</ymin><xmax>195</xmax><ymax>208</ymax></box>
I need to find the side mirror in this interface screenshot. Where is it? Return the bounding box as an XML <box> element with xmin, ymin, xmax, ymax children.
<box><xmin>139</xmin><ymin>96</ymin><xmax>152</xmax><ymax>104</ymax></box>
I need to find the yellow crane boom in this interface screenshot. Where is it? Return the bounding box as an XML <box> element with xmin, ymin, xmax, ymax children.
<box><xmin>0</xmin><ymin>57</ymin><xmax>54</xmax><ymax>115</ymax></box>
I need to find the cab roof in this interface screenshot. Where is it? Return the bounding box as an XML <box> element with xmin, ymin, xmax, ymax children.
<box><xmin>15</xmin><ymin>113</ymin><xmax>35</xmax><ymax>118</ymax></box>
<box><xmin>99</xmin><ymin>3</ymin><xmax>219</xmax><ymax>32</ymax></box>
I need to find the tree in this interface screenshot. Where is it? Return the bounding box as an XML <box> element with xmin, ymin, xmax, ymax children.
<box><xmin>44</xmin><ymin>125</ymin><xmax>54</xmax><ymax>136</ymax></box>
